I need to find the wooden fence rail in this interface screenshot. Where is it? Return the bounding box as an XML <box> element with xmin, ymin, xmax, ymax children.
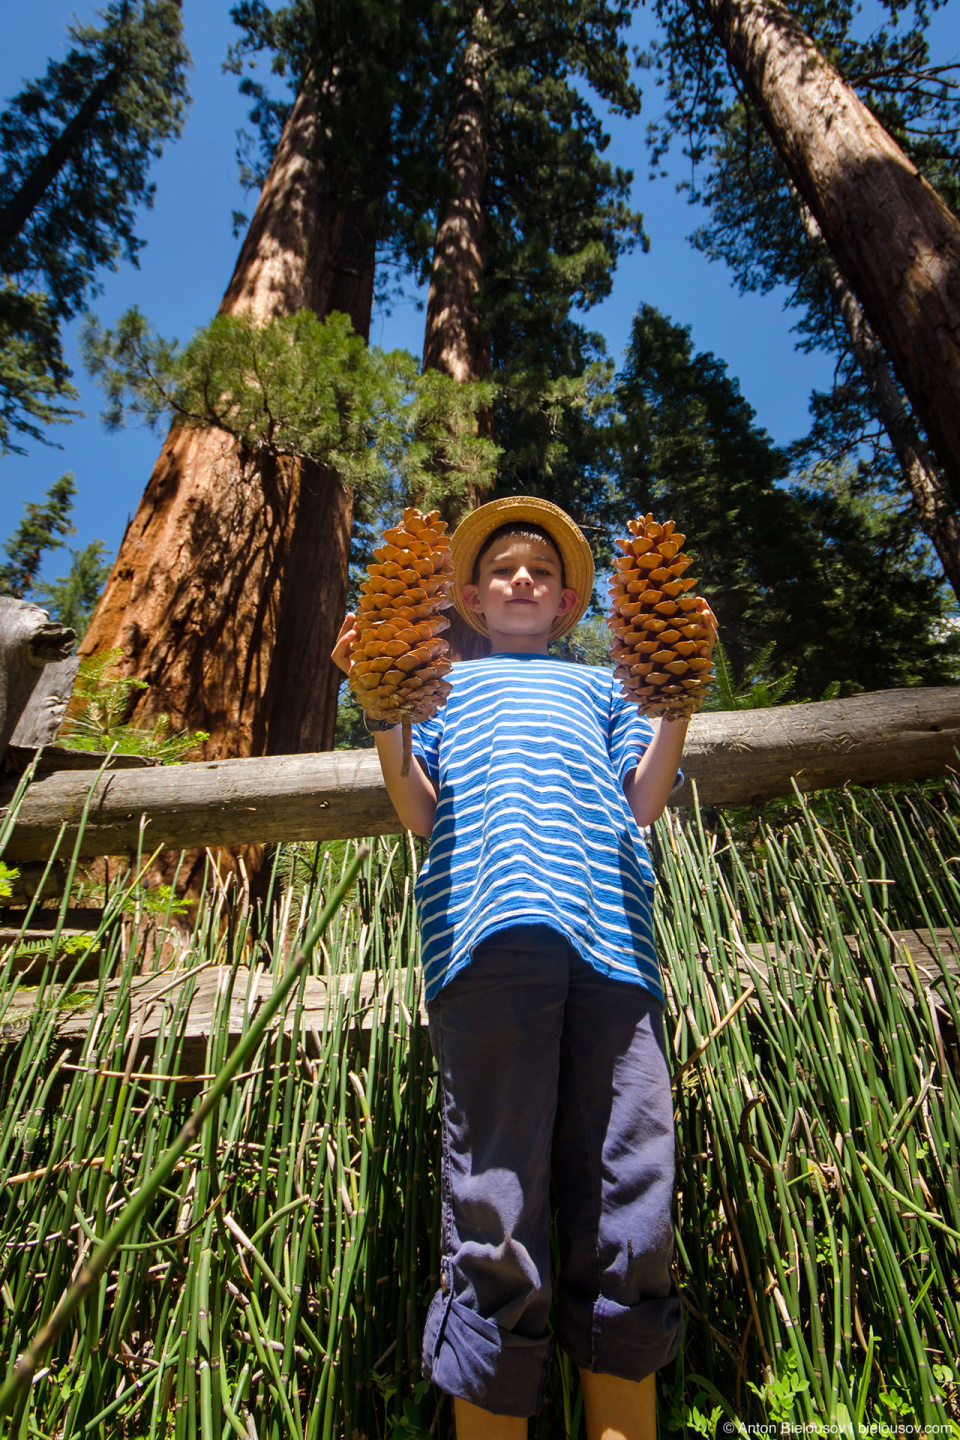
<box><xmin>2</xmin><ymin>929</ymin><xmax>955</xmax><ymax>1075</ymax></box>
<box><xmin>1</xmin><ymin>686</ymin><xmax>957</xmax><ymax>862</ymax></box>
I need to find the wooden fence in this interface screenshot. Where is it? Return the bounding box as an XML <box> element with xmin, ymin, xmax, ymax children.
<box><xmin>1</xmin><ymin>596</ymin><xmax>959</xmax><ymax>863</ymax></box>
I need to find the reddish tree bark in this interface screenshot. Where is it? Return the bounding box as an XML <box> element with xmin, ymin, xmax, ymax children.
<box><xmin>421</xmin><ymin>9</ymin><xmax>493</xmax><ymax>658</ymax></box>
<box><xmin>82</xmin><ymin>81</ymin><xmax>375</xmax><ymax>758</ymax></box>
<box><xmin>421</xmin><ymin>11</ymin><xmax>489</xmax><ymax>393</ymax></box>
<box><xmin>797</xmin><ymin>195</ymin><xmax>960</xmax><ymax>601</ymax></box>
<box><xmin>700</xmin><ymin>0</ymin><xmax>960</xmax><ymax>507</ymax></box>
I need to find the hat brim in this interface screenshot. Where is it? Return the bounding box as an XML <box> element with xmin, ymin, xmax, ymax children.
<box><xmin>450</xmin><ymin>496</ymin><xmax>595</xmax><ymax>640</ymax></box>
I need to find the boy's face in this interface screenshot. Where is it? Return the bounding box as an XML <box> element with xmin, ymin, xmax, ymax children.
<box><xmin>461</xmin><ymin>536</ymin><xmax>579</xmax><ymax>651</ymax></box>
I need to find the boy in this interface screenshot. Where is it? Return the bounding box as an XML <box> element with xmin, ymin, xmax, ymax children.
<box><xmin>332</xmin><ymin>496</ymin><xmax>717</xmax><ymax>1440</ymax></box>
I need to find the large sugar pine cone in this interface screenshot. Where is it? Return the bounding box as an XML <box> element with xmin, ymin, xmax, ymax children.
<box><xmin>350</xmin><ymin>507</ymin><xmax>454</xmax><ymax>770</ymax></box>
<box><xmin>607</xmin><ymin>514</ymin><xmax>713</xmax><ymax>721</ymax></box>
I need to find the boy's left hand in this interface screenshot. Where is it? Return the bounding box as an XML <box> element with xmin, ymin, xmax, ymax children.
<box><xmin>332</xmin><ymin>612</ymin><xmax>359</xmax><ymax>676</ymax></box>
<box><xmin>696</xmin><ymin>598</ymin><xmax>718</xmax><ymax>659</ymax></box>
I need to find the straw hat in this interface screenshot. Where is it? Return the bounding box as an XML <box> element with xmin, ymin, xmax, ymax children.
<box><xmin>450</xmin><ymin>496</ymin><xmax>595</xmax><ymax>639</ymax></box>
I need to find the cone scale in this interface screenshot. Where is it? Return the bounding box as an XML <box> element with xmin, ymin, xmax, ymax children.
<box><xmin>607</xmin><ymin>515</ymin><xmax>714</xmax><ymax>721</ymax></box>
<box><xmin>349</xmin><ymin>507</ymin><xmax>455</xmax><ymax>774</ymax></box>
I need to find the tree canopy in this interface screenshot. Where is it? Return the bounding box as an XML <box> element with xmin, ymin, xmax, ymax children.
<box><xmin>642</xmin><ymin>0</ymin><xmax>960</xmax><ymax>545</ymax></box>
<box><xmin>7</xmin><ymin>0</ymin><xmax>959</xmax><ymax>722</ymax></box>
<box><xmin>0</xmin><ymin>0</ymin><xmax>190</xmax><ymax>452</ymax></box>
<box><xmin>83</xmin><ymin>307</ymin><xmax>500</xmax><ymax>511</ymax></box>
<box><xmin>229</xmin><ymin>0</ymin><xmax>645</xmax><ymax>486</ymax></box>
<box><xmin>614</xmin><ymin>304</ymin><xmax>960</xmax><ymax>696</ymax></box>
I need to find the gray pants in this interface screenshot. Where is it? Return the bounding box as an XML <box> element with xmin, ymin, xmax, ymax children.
<box><xmin>422</xmin><ymin>924</ymin><xmax>683</xmax><ymax>1417</ymax></box>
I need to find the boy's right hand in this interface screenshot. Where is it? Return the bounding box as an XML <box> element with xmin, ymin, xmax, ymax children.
<box><xmin>332</xmin><ymin>612</ymin><xmax>358</xmax><ymax>676</ymax></box>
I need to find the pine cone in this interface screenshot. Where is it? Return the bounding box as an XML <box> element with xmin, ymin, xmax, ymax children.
<box><xmin>350</xmin><ymin>507</ymin><xmax>455</xmax><ymax>771</ymax></box>
<box><xmin>607</xmin><ymin>514</ymin><xmax>713</xmax><ymax>721</ymax></box>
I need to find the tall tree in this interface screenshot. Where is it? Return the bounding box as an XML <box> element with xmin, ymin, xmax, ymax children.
<box><xmin>421</xmin><ymin>5</ymin><xmax>489</xmax><ymax>399</ymax></box>
<box><xmin>34</xmin><ymin>542</ymin><xmax>113</xmax><ymax>640</ymax></box>
<box><xmin>412</xmin><ymin>0</ymin><xmax>643</xmax><ymax>658</ymax></box>
<box><xmin>80</xmin><ymin>1</ymin><xmax>435</xmax><ymax>758</ymax></box>
<box><xmin>0</xmin><ymin>0</ymin><xmax>189</xmax><ymax>451</ymax></box>
<box><xmin>418</xmin><ymin>0</ymin><xmax>493</xmax><ymax>656</ymax></box>
<box><xmin>429</xmin><ymin>0</ymin><xmax>642</xmax><ymax>433</ymax></box>
<box><xmin>0</xmin><ymin>474</ymin><xmax>76</xmax><ymax>599</ymax></box>
<box><xmin>414</xmin><ymin>1</ymin><xmax>642</xmax><ymax>570</ymax></box>
<box><xmin>795</xmin><ymin>195</ymin><xmax>960</xmax><ymax>599</ymax></box>
<box><xmin>646</xmin><ymin>0</ymin><xmax>960</xmax><ymax>593</ymax></box>
<box><xmin>83</xmin><ymin>0</ymin><xmax>640</xmax><ymax>751</ymax></box>
<box><xmin>648</xmin><ymin>0</ymin><xmax>960</xmax><ymax>505</ymax></box>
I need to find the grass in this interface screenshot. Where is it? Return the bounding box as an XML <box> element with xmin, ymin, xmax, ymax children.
<box><xmin>0</xmin><ymin>776</ymin><xmax>957</xmax><ymax>1437</ymax></box>
<box><xmin>652</xmin><ymin>782</ymin><xmax>960</xmax><ymax>1433</ymax></box>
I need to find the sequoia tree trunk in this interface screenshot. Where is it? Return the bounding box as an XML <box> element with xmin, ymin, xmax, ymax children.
<box><xmin>699</xmin><ymin>0</ymin><xmax>960</xmax><ymax>507</ymax></box>
<box><xmin>422</xmin><ymin>10</ymin><xmax>489</xmax><ymax>395</ymax></box>
<box><xmin>796</xmin><ymin>195</ymin><xmax>960</xmax><ymax>601</ymax></box>
<box><xmin>81</xmin><ymin>80</ymin><xmax>375</xmax><ymax>759</ymax></box>
<box><xmin>421</xmin><ymin>8</ymin><xmax>492</xmax><ymax>658</ymax></box>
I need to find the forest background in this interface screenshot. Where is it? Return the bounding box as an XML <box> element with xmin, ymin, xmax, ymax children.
<box><xmin>2</xmin><ymin>8</ymin><xmax>960</xmax><ymax>1431</ymax></box>
<box><xmin>2</xmin><ymin>0</ymin><xmax>960</xmax><ymax>748</ymax></box>
<box><xmin>2</xmin><ymin>0</ymin><xmax>845</xmax><ymax>540</ymax></box>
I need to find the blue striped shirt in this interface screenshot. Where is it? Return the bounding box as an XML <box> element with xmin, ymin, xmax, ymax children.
<box><xmin>410</xmin><ymin>653</ymin><xmax>666</xmax><ymax>1004</ymax></box>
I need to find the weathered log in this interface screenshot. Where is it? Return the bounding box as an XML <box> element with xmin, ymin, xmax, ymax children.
<box><xmin>9</xmin><ymin>655</ymin><xmax>80</xmax><ymax>749</ymax></box>
<box><xmin>1</xmin><ymin>750</ymin><xmax>394</xmax><ymax>861</ymax></box>
<box><xmin>669</xmin><ymin>686</ymin><xmax>959</xmax><ymax>807</ymax></box>
<box><xmin>0</xmin><ymin>965</ymin><xmax>417</xmax><ymax>1075</ymax></box>
<box><xmin>0</xmin><ymin>687</ymin><xmax>956</xmax><ymax>862</ymax></box>
<box><xmin>2</xmin><ymin>745</ymin><xmax>156</xmax><ymax>779</ymax></box>
<box><xmin>0</xmin><ymin>599</ymin><xmax>75</xmax><ymax>762</ymax></box>
<box><xmin>0</xmin><ymin>749</ymin><xmax>154</xmax><ymax>907</ymax></box>
<box><xmin>1</xmin><ymin>929</ymin><xmax>954</xmax><ymax>1076</ymax></box>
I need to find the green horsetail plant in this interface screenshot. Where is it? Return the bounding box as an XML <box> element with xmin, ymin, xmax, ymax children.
<box><xmin>0</xmin><ymin>844</ymin><xmax>371</xmax><ymax>1422</ymax></box>
<box><xmin>0</xmin><ymin>829</ymin><xmax>448</xmax><ymax>1439</ymax></box>
<box><xmin>0</xmin><ymin>778</ymin><xmax>959</xmax><ymax>1435</ymax></box>
<box><xmin>651</xmin><ymin>780</ymin><xmax>960</xmax><ymax>1433</ymax></box>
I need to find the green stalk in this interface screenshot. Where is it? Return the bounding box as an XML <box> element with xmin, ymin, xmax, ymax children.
<box><xmin>0</xmin><ymin>847</ymin><xmax>370</xmax><ymax>1419</ymax></box>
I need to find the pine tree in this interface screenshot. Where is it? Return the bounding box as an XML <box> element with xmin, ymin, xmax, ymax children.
<box><xmin>80</xmin><ymin>0</ymin><xmax>643</xmax><ymax>756</ymax></box>
<box><xmin>793</xmin><ymin>196</ymin><xmax>960</xmax><ymax>600</ymax></box>
<box><xmin>420</xmin><ymin>3</ymin><xmax>490</xmax><ymax>401</ymax></box>
<box><xmin>0</xmin><ymin>0</ymin><xmax>189</xmax><ymax>450</ymax></box>
<box><xmin>410</xmin><ymin>0</ymin><xmax>643</xmax><ymax>657</ymax></box>
<box><xmin>615</xmin><ymin>304</ymin><xmax>959</xmax><ymax>695</ymax></box>
<box><xmin>0</xmin><ymin>473</ymin><xmax>76</xmax><ymax>598</ymax></box>
<box><xmin>646</xmin><ymin>0</ymin><xmax>960</xmax><ymax>506</ymax></box>
<box><xmin>419</xmin><ymin>0</ymin><xmax>643</xmax><ymax>482</ymax></box>
<box><xmin>34</xmin><ymin>541</ymin><xmax>113</xmax><ymax>639</ymax></box>
<box><xmin>645</xmin><ymin>0</ymin><xmax>960</xmax><ymax>594</ymax></box>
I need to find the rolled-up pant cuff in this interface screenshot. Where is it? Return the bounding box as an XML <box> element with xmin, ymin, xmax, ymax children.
<box><xmin>557</xmin><ymin>1285</ymin><xmax>685</xmax><ymax>1380</ymax></box>
<box><xmin>422</xmin><ymin>1287</ymin><xmax>554</xmax><ymax>1417</ymax></box>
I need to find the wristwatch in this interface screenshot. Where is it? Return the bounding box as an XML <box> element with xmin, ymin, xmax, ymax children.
<box><xmin>362</xmin><ymin>716</ymin><xmax>399</xmax><ymax>733</ymax></box>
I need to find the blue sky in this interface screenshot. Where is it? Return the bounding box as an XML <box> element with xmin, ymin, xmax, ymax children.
<box><xmin>2</xmin><ymin>1</ymin><xmax>951</xmax><ymax>579</ymax></box>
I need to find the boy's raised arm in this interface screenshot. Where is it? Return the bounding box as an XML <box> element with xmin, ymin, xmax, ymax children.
<box><xmin>622</xmin><ymin>719</ymin><xmax>690</xmax><ymax>829</ymax></box>
<box><xmin>332</xmin><ymin>613</ymin><xmax>438</xmax><ymax>838</ymax></box>
<box><xmin>371</xmin><ymin>725</ymin><xmax>438</xmax><ymax>837</ymax></box>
